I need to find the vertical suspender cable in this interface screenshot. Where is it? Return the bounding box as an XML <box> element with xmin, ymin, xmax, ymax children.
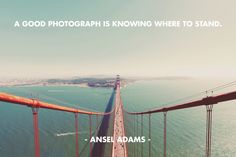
<box><xmin>149</xmin><ymin>114</ymin><xmax>151</xmax><ymax>157</ymax></box>
<box><xmin>136</xmin><ymin>115</ymin><xmax>139</xmax><ymax>157</ymax></box>
<box><xmin>134</xmin><ymin>115</ymin><xmax>136</xmax><ymax>157</ymax></box>
<box><xmin>89</xmin><ymin>115</ymin><xmax>92</xmax><ymax>157</ymax></box>
<box><xmin>75</xmin><ymin>113</ymin><xmax>79</xmax><ymax>157</ymax></box>
<box><xmin>96</xmin><ymin>115</ymin><xmax>98</xmax><ymax>130</ymax></box>
<box><xmin>32</xmin><ymin>107</ymin><xmax>40</xmax><ymax>157</ymax></box>
<box><xmin>206</xmin><ymin>105</ymin><xmax>213</xmax><ymax>157</ymax></box>
<box><xmin>163</xmin><ymin>112</ymin><xmax>167</xmax><ymax>157</ymax></box>
<box><xmin>141</xmin><ymin>114</ymin><xmax>143</xmax><ymax>157</ymax></box>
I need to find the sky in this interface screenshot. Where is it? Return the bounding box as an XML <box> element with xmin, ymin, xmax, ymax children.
<box><xmin>0</xmin><ymin>0</ymin><xmax>235</xmax><ymax>79</ymax></box>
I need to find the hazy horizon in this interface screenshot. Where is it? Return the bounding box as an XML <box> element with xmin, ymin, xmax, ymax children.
<box><xmin>1</xmin><ymin>0</ymin><xmax>236</xmax><ymax>79</ymax></box>
<box><xmin>1</xmin><ymin>74</ymin><xmax>235</xmax><ymax>81</ymax></box>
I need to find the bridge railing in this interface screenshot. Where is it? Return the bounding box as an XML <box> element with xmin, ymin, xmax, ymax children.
<box><xmin>125</xmin><ymin>90</ymin><xmax>236</xmax><ymax>157</ymax></box>
<box><xmin>0</xmin><ymin>92</ymin><xmax>114</xmax><ymax>157</ymax></box>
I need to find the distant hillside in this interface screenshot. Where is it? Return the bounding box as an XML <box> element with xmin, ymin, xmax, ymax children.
<box><xmin>46</xmin><ymin>78</ymin><xmax>117</xmax><ymax>88</ymax></box>
<box><xmin>0</xmin><ymin>76</ymin><xmax>191</xmax><ymax>87</ymax></box>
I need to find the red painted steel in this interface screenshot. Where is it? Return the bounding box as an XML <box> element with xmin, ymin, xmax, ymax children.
<box><xmin>89</xmin><ymin>115</ymin><xmax>92</xmax><ymax>157</ymax></box>
<box><xmin>2</xmin><ymin>76</ymin><xmax>235</xmax><ymax>157</ymax></box>
<box><xmin>32</xmin><ymin>108</ymin><xmax>40</xmax><ymax>157</ymax></box>
<box><xmin>124</xmin><ymin>90</ymin><xmax>236</xmax><ymax>157</ymax></box>
<box><xmin>133</xmin><ymin>115</ymin><xmax>136</xmax><ymax>157</ymax></box>
<box><xmin>126</xmin><ymin>91</ymin><xmax>236</xmax><ymax>115</ymax></box>
<box><xmin>206</xmin><ymin>105</ymin><xmax>213</xmax><ymax>157</ymax></box>
<box><xmin>0</xmin><ymin>90</ymin><xmax>115</xmax><ymax>157</ymax></box>
<box><xmin>0</xmin><ymin>77</ymin><xmax>121</xmax><ymax>157</ymax></box>
<box><xmin>75</xmin><ymin>113</ymin><xmax>79</xmax><ymax>157</ymax></box>
<box><xmin>0</xmin><ymin>92</ymin><xmax>112</xmax><ymax>115</ymax></box>
<box><xmin>163</xmin><ymin>112</ymin><xmax>167</xmax><ymax>157</ymax></box>
<box><xmin>96</xmin><ymin>115</ymin><xmax>98</xmax><ymax>129</ymax></box>
<box><xmin>148</xmin><ymin>114</ymin><xmax>151</xmax><ymax>157</ymax></box>
<box><xmin>141</xmin><ymin>115</ymin><xmax>143</xmax><ymax>157</ymax></box>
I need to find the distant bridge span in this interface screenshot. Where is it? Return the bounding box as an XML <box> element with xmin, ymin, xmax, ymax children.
<box><xmin>0</xmin><ymin>77</ymin><xmax>236</xmax><ymax>157</ymax></box>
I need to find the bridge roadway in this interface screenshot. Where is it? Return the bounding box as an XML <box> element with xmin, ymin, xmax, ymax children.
<box><xmin>112</xmin><ymin>82</ymin><xmax>128</xmax><ymax>157</ymax></box>
<box><xmin>0</xmin><ymin>78</ymin><xmax>236</xmax><ymax>157</ymax></box>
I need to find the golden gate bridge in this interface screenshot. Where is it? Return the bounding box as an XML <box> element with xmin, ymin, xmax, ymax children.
<box><xmin>0</xmin><ymin>76</ymin><xmax>236</xmax><ymax>157</ymax></box>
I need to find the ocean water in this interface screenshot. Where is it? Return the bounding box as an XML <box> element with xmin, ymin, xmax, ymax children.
<box><xmin>0</xmin><ymin>78</ymin><xmax>236</xmax><ymax>157</ymax></box>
